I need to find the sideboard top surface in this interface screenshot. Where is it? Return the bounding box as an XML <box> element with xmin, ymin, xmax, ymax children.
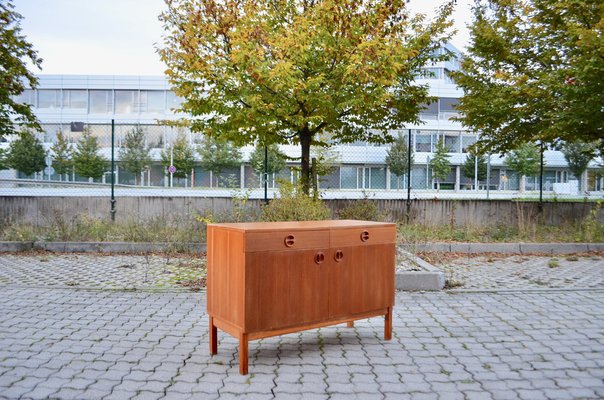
<box><xmin>208</xmin><ymin>220</ymin><xmax>396</xmax><ymax>232</ymax></box>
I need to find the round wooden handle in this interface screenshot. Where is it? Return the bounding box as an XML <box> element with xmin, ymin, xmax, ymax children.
<box><xmin>284</xmin><ymin>234</ymin><xmax>295</xmax><ymax>247</ymax></box>
<box><xmin>334</xmin><ymin>250</ymin><xmax>344</xmax><ymax>262</ymax></box>
<box><xmin>360</xmin><ymin>230</ymin><xmax>370</xmax><ymax>242</ymax></box>
<box><xmin>314</xmin><ymin>252</ymin><xmax>325</xmax><ymax>265</ymax></box>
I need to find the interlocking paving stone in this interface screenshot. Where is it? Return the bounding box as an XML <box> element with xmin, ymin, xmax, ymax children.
<box><xmin>436</xmin><ymin>254</ymin><xmax>604</xmax><ymax>289</ymax></box>
<box><xmin>1</xmin><ymin>253</ymin><xmax>604</xmax><ymax>399</ymax></box>
<box><xmin>0</xmin><ymin>287</ymin><xmax>602</xmax><ymax>399</ymax></box>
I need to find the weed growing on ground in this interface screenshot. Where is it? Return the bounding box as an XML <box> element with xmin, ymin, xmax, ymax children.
<box><xmin>548</xmin><ymin>258</ymin><xmax>560</xmax><ymax>268</ymax></box>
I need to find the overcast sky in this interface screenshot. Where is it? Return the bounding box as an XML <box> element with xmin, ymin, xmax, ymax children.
<box><xmin>14</xmin><ymin>0</ymin><xmax>473</xmax><ymax>76</ymax></box>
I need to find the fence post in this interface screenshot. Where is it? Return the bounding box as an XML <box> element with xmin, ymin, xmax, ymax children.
<box><xmin>406</xmin><ymin>128</ymin><xmax>412</xmax><ymax>223</ymax></box>
<box><xmin>110</xmin><ymin>119</ymin><xmax>116</xmax><ymax>222</ymax></box>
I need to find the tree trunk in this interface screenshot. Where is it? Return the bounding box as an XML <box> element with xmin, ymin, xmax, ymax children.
<box><xmin>300</xmin><ymin>127</ymin><xmax>312</xmax><ymax>195</ymax></box>
<box><xmin>519</xmin><ymin>175</ymin><xmax>526</xmax><ymax>193</ymax></box>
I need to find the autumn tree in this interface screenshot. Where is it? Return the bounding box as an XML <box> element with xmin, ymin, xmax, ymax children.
<box><xmin>504</xmin><ymin>143</ymin><xmax>541</xmax><ymax>193</ymax></box>
<box><xmin>51</xmin><ymin>131</ymin><xmax>73</xmax><ymax>180</ymax></box>
<box><xmin>198</xmin><ymin>135</ymin><xmax>242</xmax><ymax>187</ymax></box>
<box><xmin>385</xmin><ymin>133</ymin><xmax>413</xmax><ymax>189</ymax></box>
<box><xmin>119</xmin><ymin>127</ymin><xmax>152</xmax><ymax>185</ymax></box>
<box><xmin>451</xmin><ymin>0</ymin><xmax>604</xmax><ymax>154</ymax></box>
<box><xmin>161</xmin><ymin>132</ymin><xmax>195</xmax><ymax>180</ymax></box>
<box><xmin>159</xmin><ymin>0</ymin><xmax>454</xmax><ymax>193</ymax></box>
<box><xmin>429</xmin><ymin>138</ymin><xmax>451</xmax><ymax>191</ymax></box>
<box><xmin>0</xmin><ymin>0</ymin><xmax>42</xmax><ymax>139</ymax></box>
<box><xmin>73</xmin><ymin>128</ymin><xmax>107</xmax><ymax>181</ymax></box>
<box><xmin>562</xmin><ymin>141</ymin><xmax>596</xmax><ymax>191</ymax></box>
<box><xmin>6</xmin><ymin>130</ymin><xmax>46</xmax><ymax>177</ymax></box>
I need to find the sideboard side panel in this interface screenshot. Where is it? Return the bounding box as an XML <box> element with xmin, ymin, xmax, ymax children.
<box><xmin>207</xmin><ymin>227</ymin><xmax>245</xmax><ymax>330</ymax></box>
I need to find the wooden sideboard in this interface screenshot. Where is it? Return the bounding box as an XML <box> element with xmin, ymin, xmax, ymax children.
<box><xmin>207</xmin><ymin>220</ymin><xmax>396</xmax><ymax>374</ymax></box>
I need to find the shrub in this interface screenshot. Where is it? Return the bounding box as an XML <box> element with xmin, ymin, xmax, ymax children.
<box><xmin>260</xmin><ymin>180</ymin><xmax>331</xmax><ymax>221</ymax></box>
<box><xmin>337</xmin><ymin>197</ymin><xmax>382</xmax><ymax>221</ymax></box>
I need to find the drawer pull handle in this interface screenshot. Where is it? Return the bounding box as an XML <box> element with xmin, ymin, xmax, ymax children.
<box><xmin>284</xmin><ymin>234</ymin><xmax>295</xmax><ymax>247</ymax></box>
<box><xmin>360</xmin><ymin>230</ymin><xmax>370</xmax><ymax>242</ymax></box>
<box><xmin>315</xmin><ymin>252</ymin><xmax>325</xmax><ymax>265</ymax></box>
<box><xmin>334</xmin><ymin>250</ymin><xmax>344</xmax><ymax>262</ymax></box>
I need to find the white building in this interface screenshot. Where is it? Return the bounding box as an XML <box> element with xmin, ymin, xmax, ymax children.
<box><xmin>4</xmin><ymin>44</ymin><xmax>603</xmax><ymax>196</ymax></box>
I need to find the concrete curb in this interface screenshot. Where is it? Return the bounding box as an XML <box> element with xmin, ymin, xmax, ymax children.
<box><xmin>396</xmin><ymin>250</ymin><xmax>445</xmax><ymax>291</ymax></box>
<box><xmin>399</xmin><ymin>242</ymin><xmax>603</xmax><ymax>255</ymax></box>
<box><xmin>0</xmin><ymin>241</ymin><xmax>205</xmax><ymax>254</ymax></box>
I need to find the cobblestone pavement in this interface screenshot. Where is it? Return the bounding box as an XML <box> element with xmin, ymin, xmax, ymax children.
<box><xmin>433</xmin><ymin>254</ymin><xmax>604</xmax><ymax>290</ymax></box>
<box><xmin>0</xmin><ymin>254</ymin><xmax>203</xmax><ymax>290</ymax></box>
<box><xmin>1</xmin><ymin>254</ymin><xmax>604</xmax><ymax>399</ymax></box>
<box><xmin>0</xmin><ymin>287</ymin><xmax>603</xmax><ymax>399</ymax></box>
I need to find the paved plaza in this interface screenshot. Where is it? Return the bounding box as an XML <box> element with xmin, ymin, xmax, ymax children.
<box><xmin>0</xmin><ymin>253</ymin><xmax>603</xmax><ymax>399</ymax></box>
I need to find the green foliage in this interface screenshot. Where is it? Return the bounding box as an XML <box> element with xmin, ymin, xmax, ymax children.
<box><xmin>462</xmin><ymin>148</ymin><xmax>487</xmax><ymax>182</ymax></box>
<box><xmin>198</xmin><ymin>135</ymin><xmax>242</xmax><ymax>174</ymax></box>
<box><xmin>338</xmin><ymin>197</ymin><xmax>382</xmax><ymax>222</ymax></box>
<box><xmin>159</xmin><ymin>0</ymin><xmax>455</xmax><ymax>192</ymax></box>
<box><xmin>161</xmin><ymin>132</ymin><xmax>195</xmax><ymax>179</ymax></box>
<box><xmin>0</xmin><ymin>1</ymin><xmax>42</xmax><ymax>139</ymax></box>
<box><xmin>260</xmin><ymin>180</ymin><xmax>331</xmax><ymax>222</ymax></box>
<box><xmin>561</xmin><ymin>141</ymin><xmax>596</xmax><ymax>187</ymax></box>
<box><xmin>451</xmin><ymin>0</ymin><xmax>604</xmax><ymax>154</ymax></box>
<box><xmin>73</xmin><ymin>128</ymin><xmax>107</xmax><ymax>180</ymax></box>
<box><xmin>386</xmin><ymin>133</ymin><xmax>414</xmax><ymax>188</ymax></box>
<box><xmin>249</xmin><ymin>142</ymin><xmax>287</xmax><ymax>176</ymax></box>
<box><xmin>0</xmin><ymin>148</ymin><xmax>7</xmax><ymax>170</ymax></box>
<box><xmin>50</xmin><ymin>130</ymin><xmax>73</xmax><ymax>177</ymax></box>
<box><xmin>505</xmin><ymin>143</ymin><xmax>541</xmax><ymax>178</ymax></box>
<box><xmin>6</xmin><ymin>130</ymin><xmax>46</xmax><ymax>176</ymax></box>
<box><xmin>429</xmin><ymin>138</ymin><xmax>451</xmax><ymax>189</ymax></box>
<box><xmin>119</xmin><ymin>127</ymin><xmax>152</xmax><ymax>184</ymax></box>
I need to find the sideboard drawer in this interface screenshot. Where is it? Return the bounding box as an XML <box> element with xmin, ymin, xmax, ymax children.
<box><xmin>330</xmin><ymin>226</ymin><xmax>396</xmax><ymax>247</ymax></box>
<box><xmin>245</xmin><ymin>230</ymin><xmax>330</xmax><ymax>252</ymax></box>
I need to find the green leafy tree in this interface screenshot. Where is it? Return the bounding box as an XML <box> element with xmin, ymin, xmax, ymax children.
<box><xmin>119</xmin><ymin>127</ymin><xmax>152</xmax><ymax>185</ymax></box>
<box><xmin>462</xmin><ymin>147</ymin><xmax>487</xmax><ymax>186</ymax></box>
<box><xmin>6</xmin><ymin>130</ymin><xmax>46</xmax><ymax>176</ymax></box>
<box><xmin>0</xmin><ymin>1</ymin><xmax>42</xmax><ymax>139</ymax></box>
<box><xmin>504</xmin><ymin>143</ymin><xmax>541</xmax><ymax>193</ymax></box>
<box><xmin>249</xmin><ymin>142</ymin><xmax>287</xmax><ymax>187</ymax></box>
<box><xmin>562</xmin><ymin>141</ymin><xmax>596</xmax><ymax>191</ymax></box>
<box><xmin>429</xmin><ymin>138</ymin><xmax>451</xmax><ymax>191</ymax></box>
<box><xmin>0</xmin><ymin>148</ymin><xmax>8</xmax><ymax>170</ymax></box>
<box><xmin>159</xmin><ymin>0</ymin><xmax>454</xmax><ymax>193</ymax></box>
<box><xmin>198</xmin><ymin>135</ymin><xmax>242</xmax><ymax>187</ymax></box>
<box><xmin>73</xmin><ymin>128</ymin><xmax>107</xmax><ymax>180</ymax></box>
<box><xmin>385</xmin><ymin>133</ymin><xmax>414</xmax><ymax>189</ymax></box>
<box><xmin>161</xmin><ymin>132</ymin><xmax>195</xmax><ymax>179</ymax></box>
<box><xmin>451</xmin><ymin>0</ymin><xmax>604</xmax><ymax>154</ymax></box>
<box><xmin>51</xmin><ymin>130</ymin><xmax>73</xmax><ymax>180</ymax></box>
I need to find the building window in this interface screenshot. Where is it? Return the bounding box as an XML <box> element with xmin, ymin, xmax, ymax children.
<box><xmin>141</xmin><ymin>90</ymin><xmax>165</xmax><ymax>113</ymax></box>
<box><xmin>62</xmin><ymin>90</ymin><xmax>87</xmax><ymax>109</ymax></box>
<box><xmin>166</xmin><ymin>91</ymin><xmax>183</xmax><ymax>112</ymax></box>
<box><xmin>89</xmin><ymin>90</ymin><xmax>113</xmax><ymax>113</ymax></box>
<box><xmin>415</xmin><ymin>131</ymin><xmax>432</xmax><ymax>152</ymax></box>
<box><xmin>419</xmin><ymin>101</ymin><xmax>438</xmax><ymax>119</ymax></box>
<box><xmin>444</xmin><ymin>131</ymin><xmax>461</xmax><ymax>152</ymax></box>
<box><xmin>38</xmin><ymin>90</ymin><xmax>61</xmax><ymax>109</ymax></box>
<box><xmin>115</xmin><ymin>90</ymin><xmax>139</xmax><ymax>114</ymax></box>
<box><xmin>12</xmin><ymin>89</ymin><xmax>36</xmax><ymax>106</ymax></box>
<box><xmin>439</xmin><ymin>97</ymin><xmax>459</xmax><ymax>119</ymax></box>
<box><xmin>461</xmin><ymin>134</ymin><xmax>477</xmax><ymax>153</ymax></box>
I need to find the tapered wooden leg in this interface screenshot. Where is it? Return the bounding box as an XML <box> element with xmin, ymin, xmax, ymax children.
<box><xmin>347</xmin><ymin>321</ymin><xmax>355</xmax><ymax>328</ymax></box>
<box><xmin>239</xmin><ymin>333</ymin><xmax>248</xmax><ymax>375</ymax></box>
<box><xmin>209</xmin><ymin>316</ymin><xmax>217</xmax><ymax>355</ymax></box>
<box><xmin>384</xmin><ymin>307</ymin><xmax>392</xmax><ymax>340</ymax></box>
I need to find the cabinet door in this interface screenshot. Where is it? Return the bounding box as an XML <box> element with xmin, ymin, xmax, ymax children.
<box><xmin>328</xmin><ymin>243</ymin><xmax>395</xmax><ymax>319</ymax></box>
<box><xmin>245</xmin><ymin>248</ymin><xmax>330</xmax><ymax>332</ymax></box>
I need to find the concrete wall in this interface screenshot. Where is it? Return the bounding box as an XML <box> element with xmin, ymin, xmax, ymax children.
<box><xmin>0</xmin><ymin>196</ymin><xmax>601</xmax><ymax>228</ymax></box>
